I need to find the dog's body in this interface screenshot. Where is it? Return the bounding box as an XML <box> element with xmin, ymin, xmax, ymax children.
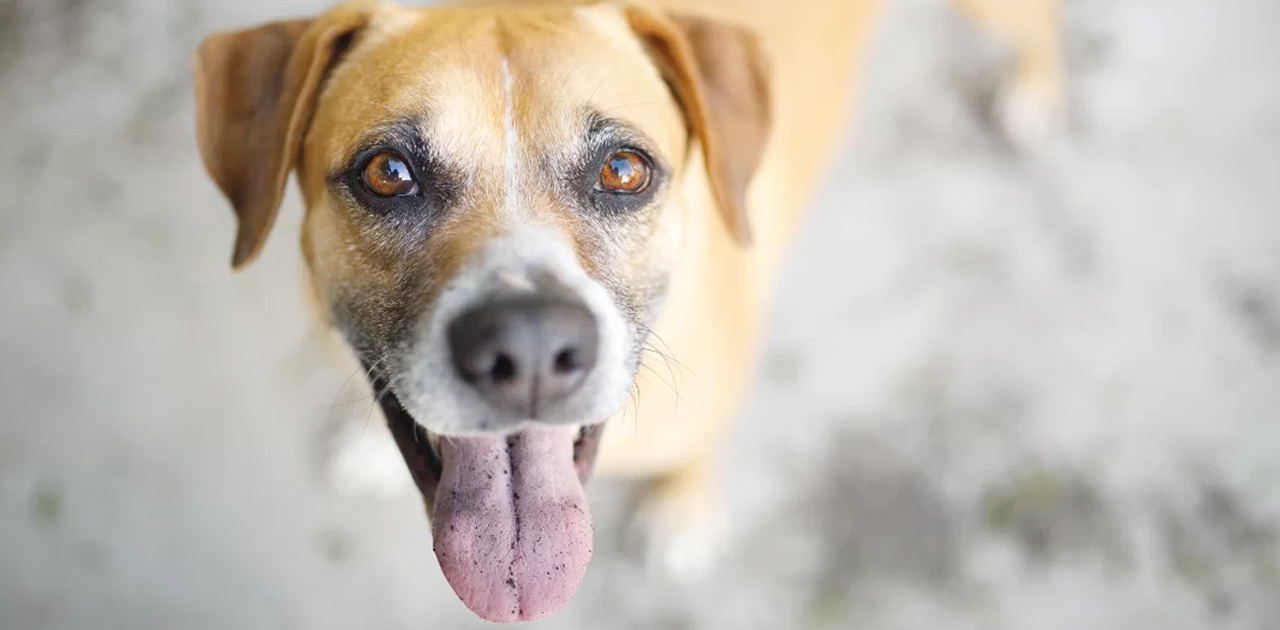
<box><xmin>591</xmin><ymin>0</ymin><xmax>1065</xmax><ymax>542</ymax></box>
<box><xmin>195</xmin><ymin>0</ymin><xmax>1060</xmax><ymax>621</ymax></box>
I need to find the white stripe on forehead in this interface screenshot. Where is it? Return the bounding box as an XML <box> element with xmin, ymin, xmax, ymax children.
<box><xmin>500</xmin><ymin>57</ymin><xmax>520</xmax><ymax>220</ymax></box>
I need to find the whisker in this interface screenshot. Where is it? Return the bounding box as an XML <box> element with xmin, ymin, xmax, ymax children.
<box><xmin>587</xmin><ymin>69</ymin><xmax>617</xmax><ymax>104</ymax></box>
<box><xmin>644</xmin><ymin>342</ymin><xmax>684</xmax><ymax>393</ymax></box>
<box><xmin>630</xmin><ymin>382</ymin><xmax>642</xmax><ymax>438</ymax></box>
<box><xmin>325</xmin><ymin>351</ymin><xmax>394</xmax><ymax>469</ymax></box>
<box><xmin>600</xmin><ymin>100</ymin><xmax>657</xmax><ymax>115</ymax></box>
<box><xmin>627</xmin><ymin>382</ymin><xmax>642</xmax><ymax>423</ymax></box>
<box><xmin>329</xmin><ymin>352</ymin><xmax>392</xmax><ymax>410</ymax></box>
<box><xmin>639</xmin><ymin>361</ymin><xmax>692</xmax><ymax>422</ymax></box>
<box><xmin>643</xmin><ymin>328</ymin><xmax>695</xmax><ymax>379</ymax></box>
<box><xmin>354</xmin><ymin>370</ymin><xmax>400</xmax><ymax>440</ymax></box>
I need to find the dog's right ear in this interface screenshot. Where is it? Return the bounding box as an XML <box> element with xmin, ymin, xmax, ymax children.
<box><xmin>194</xmin><ymin>10</ymin><xmax>367</xmax><ymax>269</ymax></box>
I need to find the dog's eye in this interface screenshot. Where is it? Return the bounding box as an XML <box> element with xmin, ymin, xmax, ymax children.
<box><xmin>361</xmin><ymin>152</ymin><xmax>419</xmax><ymax>197</ymax></box>
<box><xmin>596</xmin><ymin>150</ymin><xmax>650</xmax><ymax>194</ymax></box>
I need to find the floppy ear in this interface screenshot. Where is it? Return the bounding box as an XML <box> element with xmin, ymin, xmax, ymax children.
<box><xmin>194</xmin><ymin>11</ymin><xmax>367</xmax><ymax>269</ymax></box>
<box><xmin>624</xmin><ymin>8</ymin><xmax>771</xmax><ymax>246</ymax></box>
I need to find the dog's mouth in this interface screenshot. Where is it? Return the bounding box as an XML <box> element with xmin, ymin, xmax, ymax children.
<box><xmin>378</xmin><ymin>390</ymin><xmax>606</xmax><ymax>496</ymax></box>
<box><xmin>372</xmin><ymin>379</ymin><xmax>605</xmax><ymax>623</ymax></box>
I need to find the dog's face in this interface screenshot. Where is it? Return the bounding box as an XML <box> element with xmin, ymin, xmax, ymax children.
<box><xmin>194</xmin><ymin>1</ymin><xmax>768</xmax><ymax>622</ymax></box>
<box><xmin>303</xmin><ymin>4</ymin><xmax>689</xmax><ymax>438</ymax></box>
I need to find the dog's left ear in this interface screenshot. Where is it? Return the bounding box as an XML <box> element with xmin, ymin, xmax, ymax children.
<box><xmin>624</xmin><ymin>8</ymin><xmax>771</xmax><ymax>247</ymax></box>
<box><xmin>194</xmin><ymin>9</ymin><xmax>368</xmax><ymax>269</ymax></box>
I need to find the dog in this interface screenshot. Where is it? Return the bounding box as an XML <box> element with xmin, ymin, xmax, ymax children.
<box><xmin>193</xmin><ymin>0</ymin><xmax>1062</xmax><ymax>621</ymax></box>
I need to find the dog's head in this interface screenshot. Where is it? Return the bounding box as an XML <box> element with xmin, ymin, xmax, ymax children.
<box><xmin>194</xmin><ymin>0</ymin><xmax>769</xmax><ymax>621</ymax></box>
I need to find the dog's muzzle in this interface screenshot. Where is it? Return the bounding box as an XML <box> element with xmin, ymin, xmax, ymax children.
<box><xmin>367</xmin><ymin>233</ymin><xmax>633</xmax><ymax>623</ymax></box>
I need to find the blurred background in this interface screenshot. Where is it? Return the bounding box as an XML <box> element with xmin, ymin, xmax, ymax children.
<box><xmin>2</xmin><ymin>0</ymin><xmax>1279</xmax><ymax>628</ymax></box>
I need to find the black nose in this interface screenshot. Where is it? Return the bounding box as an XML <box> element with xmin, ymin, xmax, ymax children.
<box><xmin>447</xmin><ymin>295</ymin><xmax>599</xmax><ymax>417</ymax></box>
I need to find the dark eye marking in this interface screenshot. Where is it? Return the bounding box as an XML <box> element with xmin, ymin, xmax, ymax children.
<box><xmin>568</xmin><ymin>112</ymin><xmax>668</xmax><ymax>215</ymax></box>
<box><xmin>329</xmin><ymin>118</ymin><xmax>459</xmax><ymax>222</ymax></box>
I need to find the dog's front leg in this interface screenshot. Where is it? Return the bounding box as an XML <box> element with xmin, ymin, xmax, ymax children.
<box><xmin>951</xmin><ymin>0</ymin><xmax>1067</xmax><ymax>145</ymax></box>
<box><xmin>631</xmin><ymin>454</ymin><xmax>729</xmax><ymax>582</ymax></box>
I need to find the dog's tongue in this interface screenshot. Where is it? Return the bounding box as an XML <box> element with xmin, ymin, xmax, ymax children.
<box><xmin>432</xmin><ymin>425</ymin><xmax>592</xmax><ymax>622</ymax></box>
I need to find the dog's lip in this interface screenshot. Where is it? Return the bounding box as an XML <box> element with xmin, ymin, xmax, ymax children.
<box><xmin>373</xmin><ymin>387</ymin><xmax>443</xmax><ymax>500</ymax></box>
<box><xmin>372</xmin><ymin>385</ymin><xmax>606</xmax><ymax>507</ymax></box>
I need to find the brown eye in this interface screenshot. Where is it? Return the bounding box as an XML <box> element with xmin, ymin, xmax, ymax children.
<box><xmin>596</xmin><ymin>150</ymin><xmax>650</xmax><ymax>194</ymax></box>
<box><xmin>361</xmin><ymin>152</ymin><xmax>418</xmax><ymax>197</ymax></box>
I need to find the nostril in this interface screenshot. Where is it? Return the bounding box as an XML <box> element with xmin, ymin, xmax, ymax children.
<box><xmin>553</xmin><ymin>348</ymin><xmax>580</xmax><ymax>375</ymax></box>
<box><xmin>491</xmin><ymin>354</ymin><xmax>517</xmax><ymax>383</ymax></box>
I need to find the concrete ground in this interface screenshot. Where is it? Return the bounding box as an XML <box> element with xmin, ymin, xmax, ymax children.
<box><xmin>2</xmin><ymin>0</ymin><xmax>1278</xmax><ymax>628</ymax></box>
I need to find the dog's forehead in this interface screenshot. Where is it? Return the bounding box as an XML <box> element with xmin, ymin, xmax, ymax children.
<box><xmin>312</xmin><ymin>3</ymin><xmax>686</xmax><ymax>172</ymax></box>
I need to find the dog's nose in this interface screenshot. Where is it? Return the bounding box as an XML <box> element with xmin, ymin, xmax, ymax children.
<box><xmin>447</xmin><ymin>296</ymin><xmax>599</xmax><ymax>417</ymax></box>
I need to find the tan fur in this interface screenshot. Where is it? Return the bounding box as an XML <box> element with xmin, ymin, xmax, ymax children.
<box><xmin>194</xmin><ymin>0</ymin><xmax>1061</xmax><ymax>577</ymax></box>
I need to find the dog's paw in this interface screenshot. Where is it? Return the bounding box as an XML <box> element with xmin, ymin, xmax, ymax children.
<box><xmin>325</xmin><ymin>422</ymin><xmax>413</xmax><ymax>499</ymax></box>
<box><xmin>996</xmin><ymin>77</ymin><xmax>1065</xmax><ymax>150</ymax></box>
<box><xmin>628</xmin><ymin>479</ymin><xmax>729</xmax><ymax>582</ymax></box>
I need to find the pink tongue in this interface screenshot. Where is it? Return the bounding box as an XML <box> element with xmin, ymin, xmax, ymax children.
<box><xmin>432</xmin><ymin>425</ymin><xmax>592</xmax><ymax>622</ymax></box>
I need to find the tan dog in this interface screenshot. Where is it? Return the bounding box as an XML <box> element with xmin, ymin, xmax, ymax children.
<box><xmin>194</xmin><ymin>0</ymin><xmax>1061</xmax><ymax>621</ymax></box>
